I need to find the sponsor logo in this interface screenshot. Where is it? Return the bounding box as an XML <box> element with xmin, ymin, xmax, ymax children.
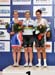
<box><xmin>13</xmin><ymin>0</ymin><xmax>31</xmax><ymax>5</ymax></box>
<box><xmin>33</xmin><ymin>6</ymin><xmax>52</xmax><ymax>17</ymax></box>
<box><xmin>45</xmin><ymin>44</ymin><xmax>51</xmax><ymax>49</ymax></box>
<box><xmin>39</xmin><ymin>7</ymin><xmax>47</xmax><ymax>14</ymax></box>
<box><xmin>0</xmin><ymin>31</ymin><xmax>4</xmax><ymax>35</ymax></box>
<box><xmin>0</xmin><ymin>0</ymin><xmax>9</xmax><ymax>2</ymax></box>
<box><xmin>40</xmin><ymin>8</ymin><xmax>46</xmax><ymax>11</ymax></box>
<box><xmin>13</xmin><ymin>0</ymin><xmax>30</xmax><ymax>2</ymax></box>
<box><xmin>0</xmin><ymin>43</ymin><xmax>5</xmax><ymax>50</ymax></box>
<box><xmin>0</xmin><ymin>0</ymin><xmax>10</xmax><ymax>5</ymax></box>
<box><xmin>33</xmin><ymin>0</ymin><xmax>52</xmax><ymax>4</ymax></box>
<box><xmin>0</xmin><ymin>10</ymin><xmax>10</xmax><ymax>14</ymax></box>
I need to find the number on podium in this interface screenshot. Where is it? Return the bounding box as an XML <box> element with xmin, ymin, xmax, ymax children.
<box><xmin>26</xmin><ymin>71</ymin><xmax>31</xmax><ymax>75</ymax></box>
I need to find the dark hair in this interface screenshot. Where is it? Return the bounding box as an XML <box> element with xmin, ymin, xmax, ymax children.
<box><xmin>36</xmin><ymin>9</ymin><xmax>42</xmax><ymax>14</ymax></box>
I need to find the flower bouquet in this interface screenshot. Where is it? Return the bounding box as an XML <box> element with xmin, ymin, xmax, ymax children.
<box><xmin>35</xmin><ymin>24</ymin><xmax>47</xmax><ymax>41</ymax></box>
<box><xmin>36</xmin><ymin>24</ymin><xmax>47</xmax><ymax>33</ymax></box>
<box><xmin>12</xmin><ymin>22</ymin><xmax>23</xmax><ymax>33</ymax></box>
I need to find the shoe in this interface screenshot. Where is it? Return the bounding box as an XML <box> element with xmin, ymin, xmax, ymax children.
<box><xmin>35</xmin><ymin>63</ymin><xmax>41</xmax><ymax>67</ymax></box>
<box><xmin>13</xmin><ymin>63</ymin><xmax>19</xmax><ymax>67</ymax></box>
<box><xmin>43</xmin><ymin>64</ymin><xmax>47</xmax><ymax>68</ymax></box>
<box><xmin>13</xmin><ymin>63</ymin><xmax>17</xmax><ymax>67</ymax></box>
<box><xmin>24</xmin><ymin>63</ymin><xmax>28</xmax><ymax>67</ymax></box>
<box><xmin>29</xmin><ymin>63</ymin><xmax>32</xmax><ymax>67</ymax></box>
<box><xmin>16</xmin><ymin>63</ymin><xmax>19</xmax><ymax>67</ymax></box>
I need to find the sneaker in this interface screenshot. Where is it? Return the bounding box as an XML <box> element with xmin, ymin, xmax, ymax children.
<box><xmin>43</xmin><ymin>64</ymin><xmax>47</xmax><ymax>68</ymax></box>
<box><xmin>13</xmin><ymin>63</ymin><xmax>19</xmax><ymax>67</ymax></box>
<box><xmin>13</xmin><ymin>63</ymin><xmax>17</xmax><ymax>67</ymax></box>
<box><xmin>24</xmin><ymin>63</ymin><xmax>28</xmax><ymax>67</ymax></box>
<box><xmin>16</xmin><ymin>63</ymin><xmax>19</xmax><ymax>67</ymax></box>
<box><xmin>35</xmin><ymin>63</ymin><xmax>41</xmax><ymax>67</ymax></box>
<box><xmin>29</xmin><ymin>63</ymin><xmax>32</xmax><ymax>67</ymax></box>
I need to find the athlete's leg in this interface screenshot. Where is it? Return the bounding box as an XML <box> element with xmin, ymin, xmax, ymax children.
<box><xmin>42</xmin><ymin>46</ymin><xmax>47</xmax><ymax>67</ymax></box>
<box><xmin>23</xmin><ymin>35</ymin><xmax>28</xmax><ymax>66</ymax></box>
<box><xmin>35</xmin><ymin>38</ymin><xmax>41</xmax><ymax>67</ymax></box>
<box><xmin>28</xmin><ymin>47</ymin><xmax>33</xmax><ymax>66</ymax></box>
<box><xmin>12</xmin><ymin>47</ymin><xmax>17</xmax><ymax>66</ymax></box>
<box><xmin>17</xmin><ymin>46</ymin><xmax>21</xmax><ymax>65</ymax></box>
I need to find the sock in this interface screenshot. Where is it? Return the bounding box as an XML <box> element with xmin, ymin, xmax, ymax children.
<box><xmin>16</xmin><ymin>62</ymin><xmax>19</xmax><ymax>65</ymax></box>
<box><xmin>38</xmin><ymin>59</ymin><xmax>41</xmax><ymax>64</ymax></box>
<box><xmin>14</xmin><ymin>62</ymin><xmax>17</xmax><ymax>65</ymax></box>
<box><xmin>29</xmin><ymin>62</ymin><xmax>32</xmax><ymax>64</ymax></box>
<box><xmin>44</xmin><ymin>59</ymin><xmax>47</xmax><ymax>65</ymax></box>
<box><xmin>26</xmin><ymin>62</ymin><xmax>28</xmax><ymax>64</ymax></box>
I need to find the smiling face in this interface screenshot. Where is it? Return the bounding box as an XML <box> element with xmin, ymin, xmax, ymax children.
<box><xmin>35</xmin><ymin>10</ymin><xmax>42</xmax><ymax>19</ymax></box>
<box><xmin>13</xmin><ymin>10</ymin><xmax>19</xmax><ymax>19</ymax></box>
<box><xmin>25</xmin><ymin>11</ymin><xmax>31</xmax><ymax>19</ymax></box>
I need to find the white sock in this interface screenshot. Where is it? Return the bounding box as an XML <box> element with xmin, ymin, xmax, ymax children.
<box><xmin>38</xmin><ymin>59</ymin><xmax>41</xmax><ymax>64</ymax></box>
<box><xmin>29</xmin><ymin>62</ymin><xmax>32</xmax><ymax>64</ymax></box>
<box><xmin>29</xmin><ymin>62</ymin><xmax>32</xmax><ymax>63</ymax></box>
<box><xmin>44</xmin><ymin>59</ymin><xmax>47</xmax><ymax>65</ymax></box>
<box><xmin>17</xmin><ymin>62</ymin><xmax>19</xmax><ymax>65</ymax></box>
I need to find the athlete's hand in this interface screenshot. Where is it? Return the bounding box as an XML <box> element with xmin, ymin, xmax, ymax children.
<box><xmin>41</xmin><ymin>32</ymin><xmax>46</xmax><ymax>36</ymax></box>
<box><xmin>40</xmin><ymin>33</ymin><xmax>44</xmax><ymax>36</ymax></box>
<box><xmin>10</xmin><ymin>32</ymin><xmax>15</xmax><ymax>35</ymax></box>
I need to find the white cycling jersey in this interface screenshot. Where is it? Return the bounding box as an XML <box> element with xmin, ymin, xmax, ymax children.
<box><xmin>23</xmin><ymin>18</ymin><xmax>34</xmax><ymax>35</ymax></box>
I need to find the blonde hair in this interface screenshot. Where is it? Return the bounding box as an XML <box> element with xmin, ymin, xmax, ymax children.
<box><xmin>25</xmin><ymin>10</ymin><xmax>31</xmax><ymax>15</ymax></box>
<box><xmin>13</xmin><ymin>10</ymin><xmax>18</xmax><ymax>14</ymax></box>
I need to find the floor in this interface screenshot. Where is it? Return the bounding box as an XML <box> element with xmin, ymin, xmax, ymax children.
<box><xmin>1</xmin><ymin>66</ymin><xmax>55</xmax><ymax>75</ymax></box>
<box><xmin>0</xmin><ymin>72</ymin><xmax>2</xmax><ymax>75</ymax></box>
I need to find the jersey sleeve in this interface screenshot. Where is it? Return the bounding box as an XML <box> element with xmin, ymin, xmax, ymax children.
<box><xmin>7</xmin><ymin>21</ymin><xmax>14</xmax><ymax>33</ymax></box>
<box><xmin>44</xmin><ymin>19</ymin><xmax>50</xmax><ymax>32</ymax></box>
<box><xmin>23</xmin><ymin>20</ymin><xmax>26</xmax><ymax>26</ymax></box>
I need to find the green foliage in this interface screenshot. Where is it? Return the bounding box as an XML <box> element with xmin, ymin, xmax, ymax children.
<box><xmin>35</xmin><ymin>25</ymin><xmax>47</xmax><ymax>33</ymax></box>
<box><xmin>13</xmin><ymin>23</ymin><xmax>23</xmax><ymax>33</ymax></box>
<box><xmin>6</xmin><ymin>23</ymin><xmax>9</xmax><ymax>29</ymax></box>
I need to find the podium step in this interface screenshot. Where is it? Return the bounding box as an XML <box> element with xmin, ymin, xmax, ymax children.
<box><xmin>0</xmin><ymin>72</ymin><xmax>2</xmax><ymax>75</ymax></box>
<box><xmin>3</xmin><ymin>66</ymin><xmax>55</xmax><ymax>75</ymax></box>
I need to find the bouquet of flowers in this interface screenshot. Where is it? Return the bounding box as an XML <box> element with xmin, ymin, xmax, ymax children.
<box><xmin>35</xmin><ymin>24</ymin><xmax>47</xmax><ymax>41</ymax></box>
<box><xmin>36</xmin><ymin>24</ymin><xmax>47</xmax><ymax>33</ymax></box>
<box><xmin>13</xmin><ymin>22</ymin><xmax>23</xmax><ymax>33</ymax></box>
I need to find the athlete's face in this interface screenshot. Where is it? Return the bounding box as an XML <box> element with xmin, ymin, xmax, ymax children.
<box><xmin>25</xmin><ymin>12</ymin><xmax>30</xmax><ymax>19</ymax></box>
<box><xmin>13</xmin><ymin>12</ymin><xmax>19</xmax><ymax>19</ymax></box>
<box><xmin>36</xmin><ymin>12</ymin><xmax>42</xmax><ymax>19</ymax></box>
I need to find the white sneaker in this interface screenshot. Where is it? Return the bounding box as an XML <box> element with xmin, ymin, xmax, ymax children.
<box><xmin>13</xmin><ymin>63</ymin><xmax>17</xmax><ymax>67</ymax></box>
<box><xmin>43</xmin><ymin>64</ymin><xmax>47</xmax><ymax>67</ymax></box>
<box><xmin>16</xmin><ymin>63</ymin><xmax>19</xmax><ymax>67</ymax></box>
<box><xmin>24</xmin><ymin>63</ymin><xmax>28</xmax><ymax>67</ymax></box>
<box><xmin>36</xmin><ymin>63</ymin><xmax>41</xmax><ymax>67</ymax></box>
<box><xmin>29</xmin><ymin>63</ymin><xmax>32</xmax><ymax>67</ymax></box>
<box><xmin>13</xmin><ymin>63</ymin><xmax>19</xmax><ymax>67</ymax></box>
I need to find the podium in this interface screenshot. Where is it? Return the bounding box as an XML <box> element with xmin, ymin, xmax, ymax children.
<box><xmin>0</xmin><ymin>72</ymin><xmax>2</xmax><ymax>75</ymax></box>
<box><xmin>2</xmin><ymin>66</ymin><xmax>55</xmax><ymax>75</ymax></box>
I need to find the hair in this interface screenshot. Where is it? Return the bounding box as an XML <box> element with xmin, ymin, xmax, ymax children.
<box><xmin>36</xmin><ymin>9</ymin><xmax>42</xmax><ymax>14</ymax></box>
<box><xmin>25</xmin><ymin>10</ymin><xmax>31</xmax><ymax>15</ymax></box>
<box><xmin>13</xmin><ymin>10</ymin><xmax>18</xmax><ymax>14</ymax></box>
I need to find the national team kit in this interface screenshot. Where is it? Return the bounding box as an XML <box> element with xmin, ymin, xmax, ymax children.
<box><xmin>6</xmin><ymin>10</ymin><xmax>50</xmax><ymax>67</ymax></box>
